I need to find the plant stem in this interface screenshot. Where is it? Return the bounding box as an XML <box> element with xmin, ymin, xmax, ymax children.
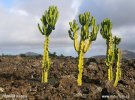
<box><xmin>77</xmin><ymin>41</ymin><xmax>84</xmax><ymax>86</ymax></box>
<box><xmin>42</xmin><ymin>36</ymin><xmax>49</xmax><ymax>83</ymax></box>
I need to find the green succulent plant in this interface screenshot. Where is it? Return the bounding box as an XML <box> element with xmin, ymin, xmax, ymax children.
<box><xmin>100</xmin><ymin>18</ymin><xmax>114</xmax><ymax>81</ymax></box>
<box><xmin>69</xmin><ymin>12</ymin><xmax>99</xmax><ymax>86</ymax></box>
<box><xmin>38</xmin><ymin>5</ymin><xmax>59</xmax><ymax>83</ymax></box>
<box><xmin>100</xmin><ymin>19</ymin><xmax>122</xmax><ymax>86</ymax></box>
<box><xmin>113</xmin><ymin>36</ymin><xmax>121</xmax><ymax>87</ymax></box>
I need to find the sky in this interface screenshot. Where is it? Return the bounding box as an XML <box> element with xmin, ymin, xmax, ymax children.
<box><xmin>0</xmin><ymin>0</ymin><xmax>135</xmax><ymax>57</ymax></box>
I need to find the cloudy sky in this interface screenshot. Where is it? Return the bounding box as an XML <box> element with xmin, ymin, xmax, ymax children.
<box><xmin>0</xmin><ymin>0</ymin><xmax>135</xmax><ymax>57</ymax></box>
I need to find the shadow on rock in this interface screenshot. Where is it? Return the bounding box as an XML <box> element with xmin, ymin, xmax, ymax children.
<box><xmin>83</xmin><ymin>75</ymin><xmax>101</xmax><ymax>86</ymax></box>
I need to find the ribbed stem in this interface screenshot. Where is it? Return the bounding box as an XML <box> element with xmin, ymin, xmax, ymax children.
<box><xmin>108</xmin><ymin>65</ymin><xmax>113</xmax><ymax>81</ymax></box>
<box><xmin>77</xmin><ymin>40</ymin><xmax>84</xmax><ymax>86</ymax></box>
<box><xmin>42</xmin><ymin>36</ymin><xmax>49</xmax><ymax>83</ymax></box>
<box><xmin>106</xmin><ymin>37</ymin><xmax>113</xmax><ymax>81</ymax></box>
<box><xmin>114</xmin><ymin>49</ymin><xmax>121</xmax><ymax>87</ymax></box>
<box><xmin>44</xmin><ymin>71</ymin><xmax>48</xmax><ymax>83</ymax></box>
<box><xmin>74</xmin><ymin>32</ymin><xmax>79</xmax><ymax>52</ymax></box>
<box><xmin>83</xmin><ymin>39</ymin><xmax>91</xmax><ymax>53</ymax></box>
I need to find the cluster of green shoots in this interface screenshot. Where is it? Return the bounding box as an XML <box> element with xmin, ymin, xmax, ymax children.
<box><xmin>100</xmin><ymin>19</ymin><xmax>121</xmax><ymax>86</ymax></box>
<box><xmin>38</xmin><ymin>6</ymin><xmax>59</xmax><ymax>83</ymax></box>
<box><xmin>68</xmin><ymin>12</ymin><xmax>99</xmax><ymax>86</ymax></box>
<box><xmin>38</xmin><ymin>5</ymin><xmax>122</xmax><ymax>87</ymax></box>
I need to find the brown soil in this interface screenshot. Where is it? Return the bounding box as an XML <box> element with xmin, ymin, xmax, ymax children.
<box><xmin>0</xmin><ymin>56</ymin><xmax>135</xmax><ymax>100</ymax></box>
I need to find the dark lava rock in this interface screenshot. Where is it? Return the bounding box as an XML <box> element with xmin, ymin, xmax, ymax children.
<box><xmin>58</xmin><ymin>75</ymin><xmax>79</xmax><ymax>95</ymax></box>
<box><xmin>128</xmin><ymin>60</ymin><xmax>134</xmax><ymax>66</ymax></box>
<box><xmin>49</xmin><ymin>75</ymin><xmax>59</xmax><ymax>86</ymax></box>
<box><xmin>85</xmin><ymin>58</ymin><xmax>98</xmax><ymax>65</ymax></box>
<box><xmin>0</xmin><ymin>56</ymin><xmax>135</xmax><ymax>100</ymax></box>
<box><xmin>81</xmin><ymin>86</ymin><xmax>90</xmax><ymax>94</ymax></box>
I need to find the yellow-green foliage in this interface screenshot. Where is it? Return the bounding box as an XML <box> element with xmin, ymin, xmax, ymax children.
<box><xmin>100</xmin><ymin>19</ymin><xmax>122</xmax><ymax>86</ymax></box>
<box><xmin>114</xmin><ymin>48</ymin><xmax>121</xmax><ymax>86</ymax></box>
<box><xmin>38</xmin><ymin>6</ymin><xmax>59</xmax><ymax>83</ymax></box>
<box><xmin>113</xmin><ymin>36</ymin><xmax>121</xmax><ymax>87</ymax></box>
<box><xmin>100</xmin><ymin>19</ymin><xmax>114</xmax><ymax>81</ymax></box>
<box><xmin>68</xmin><ymin>12</ymin><xmax>99</xmax><ymax>86</ymax></box>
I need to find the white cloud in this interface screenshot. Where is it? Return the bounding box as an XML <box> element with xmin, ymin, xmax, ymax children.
<box><xmin>76</xmin><ymin>0</ymin><xmax>135</xmax><ymax>53</ymax></box>
<box><xmin>0</xmin><ymin>0</ymin><xmax>135</xmax><ymax>56</ymax></box>
<box><xmin>10</xmin><ymin>8</ymin><xmax>29</xmax><ymax>16</ymax></box>
<box><xmin>0</xmin><ymin>0</ymin><xmax>83</xmax><ymax>55</ymax></box>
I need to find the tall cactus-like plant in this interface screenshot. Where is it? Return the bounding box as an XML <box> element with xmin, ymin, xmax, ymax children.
<box><xmin>100</xmin><ymin>19</ymin><xmax>114</xmax><ymax>81</ymax></box>
<box><xmin>113</xmin><ymin>36</ymin><xmax>121</xmax><ymax>87</ymax></box>
<box><xmin>68</xmin><ymin>12</ymin><xmax>99</xmax><ymax>86</ymax></box>
<box><xmin>38</xmin><ymin>6</ymin><xmax>59</xmax><ymax>83</ymax></box>
<box><xmin>100</xmin><ymin>19</ymin><xmax>122</xmax><ymax>85</ymax></box>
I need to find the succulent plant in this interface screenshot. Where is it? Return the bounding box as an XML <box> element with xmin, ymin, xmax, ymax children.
<box><xmin>100</xmin><ymin>18</ymin><xmax>114</xmax><ymax>81</ymax></box>
<box><xmin>38</xmin><ymin>5</ymin><xmax>59</xmax><ymax>83</ymax></box>
<box><xmin>100</xmin><ymin>19</ymin><xmax>122</xmax><ymax>86</ymax></box>
<box><xmin>68</xmin><ymin>12</ymin><xmax>99</xmax><ymax>86</ymax></box>
<box><xmin>113</xmin><ymin>36</ymin><xmax>121</xmax><ymax>87</ymax></box>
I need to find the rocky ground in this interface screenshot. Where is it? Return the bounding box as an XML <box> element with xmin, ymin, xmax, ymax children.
<box><xmin>0</xmin><ymin>56</ymin><xmax>135</xmax><ymax>100</ymax></box>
